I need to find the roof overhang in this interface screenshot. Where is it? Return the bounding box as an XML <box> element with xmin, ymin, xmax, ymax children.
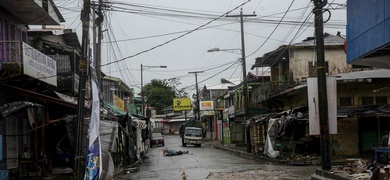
<box><xmin>1</xmin><ymin>0</ymin><xmax>65</xmax><ymax>25</ymax></box>
<box><xmin>0</xmin><ymin>83</ymin><xmax>76</xmax><ymax>109</ymax></box>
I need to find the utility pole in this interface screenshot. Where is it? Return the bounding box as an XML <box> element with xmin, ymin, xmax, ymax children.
<box><xmin>226</xmin><ymin>8</ymin><xmax>256</xmax><ymax>153</ymax></box>
<box><xmin>75</xmin><ymin>0</ymin><xmax>91</xmax><ymax>179</ymax></box>
<box><xmin>96</xmin><ymin>0</ymin><xmax>103</xmax><ymax>91</ymax></box>
<box><xmin>189</xmin><ymin>71</ymin><xmax>203</xmax><ymax>121</ymax></box>
<box><xmin>313</xmin><ymin>0</ymin><xmax>331</xmax><ymax>170</ymax></box>
<box><xmin>141</xmin><ymin>64</ymin><xmax>145</xmax><ymax>117</ymax></box>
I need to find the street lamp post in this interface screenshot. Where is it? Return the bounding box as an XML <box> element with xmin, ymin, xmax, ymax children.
<box><xmin>207</xmin><ymin>47</ymin><xmax>250</xmax><ymax>152</ymax></box>
<box><xmin>140</xmin><ymin>64</ymin><xmax>167</xmax><ymax>117</ymax></box>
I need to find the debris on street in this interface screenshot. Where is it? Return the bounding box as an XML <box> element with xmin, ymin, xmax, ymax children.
<box><xmin>208</xmin><ymin>169</ymin><xmax>302</xmax><ymax>180</ymax></box>
<box><xmin>329</xmin><ymin>159</ymin><xmax>390</xmax><ymax>180</ymax></box>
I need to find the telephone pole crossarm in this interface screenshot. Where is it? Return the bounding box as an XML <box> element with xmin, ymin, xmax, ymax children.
<box><xmin>225</xmin><ymin>8</ymin><xmax>256</xmax><ymax>153</ymax></box>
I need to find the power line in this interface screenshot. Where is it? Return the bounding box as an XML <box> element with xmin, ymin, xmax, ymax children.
<box><xmin>100</xmin><ymin>0</ymin><xmax>251</xmax><ymax>67</ymax></box>
<box><xmin>247</xmin><ymin>0</ymin><xmax>296</xmax><ymax>57</ymax></box>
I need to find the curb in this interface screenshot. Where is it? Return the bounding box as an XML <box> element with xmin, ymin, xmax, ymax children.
<box><xmin>208</xmin><ymin>143</ymin><xmax>352</xmax><ymax>180</ymax></box>
<box><xmin>311</xmin><ymin>168</ymin><xmax>351</xmax><ymax>180</ymax></box>
<box><xmin>209</xmin><ymin>143</ymin><xmax>294</xmax><ymax>165</ymax></box>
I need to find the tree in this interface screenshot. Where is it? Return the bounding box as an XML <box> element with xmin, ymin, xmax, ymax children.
<box><xmin>165</xmin><ymin>77</ymin><xmax>188</xmax><ymax>98</ymax></box>
<box><xmin>143</xmin><ymin>79</ymin><xmax>176</xmax><ymax>112</ymax></box>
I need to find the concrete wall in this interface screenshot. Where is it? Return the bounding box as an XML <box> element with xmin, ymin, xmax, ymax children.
<box><xmin>289</xmin><ymin>48</ymin><xmax>349</xmax><ymax>81</ymax></box>
<box><xmin>332</xmin><ymin>117</ymin><xmax>359</xmax><ymax>156</ymax></box>
<box><xmin>338</xmin><ymin>82</ymin><xmax>390</xmax><ymax>106</ymax></box>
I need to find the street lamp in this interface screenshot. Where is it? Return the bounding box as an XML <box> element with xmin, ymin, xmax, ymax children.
<box><xmin>207</xmin><ymin>46</ymin><xmax>250</xmax><ymax>152</ymax></box>
<box><xmin>207</xmin><ymin>47</ymin><xmax>242</xmax><ymax>54</ymax></box>
<box><xmin>140</xmin><ymin>64</ymin><xmax>167</xmax><ymax>117</ymax></box>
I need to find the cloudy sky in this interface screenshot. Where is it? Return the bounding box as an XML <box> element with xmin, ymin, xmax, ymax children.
<box><xmin>53</xmin><ymin>0</ymin><xmax>347</xmax><ymax>96</ymax></box>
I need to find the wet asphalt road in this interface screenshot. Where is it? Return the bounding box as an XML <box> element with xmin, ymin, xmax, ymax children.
<box><xmin>117</xmin><ymin>135</ymin><xmax>318</xmax><ymax>180</ymax></box>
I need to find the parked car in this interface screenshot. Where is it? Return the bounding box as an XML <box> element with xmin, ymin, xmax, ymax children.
<box><xmin>151</xmin><ymin>133</ymin><xmax>164</xmax><ymax>147</ymax></box>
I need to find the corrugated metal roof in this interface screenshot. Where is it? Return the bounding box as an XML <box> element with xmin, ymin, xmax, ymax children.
<box><xmin>337</xmin><ymin>69</ymin><xmax>390</xmax><ymax>80</ymax></box>
<box><xmin>205</xmin><ymin>78</ymin><xmax>242</xmax><ymax>90</ymax></box>
<box><xmin>293</xmin><ymin>33</ymin><xmax>344</xmax><ymax>47</ymax></box>
<box><xmin>205</xmin><ymin>83</ymin><xmax>233</xmax><ymax>90</ymax></box>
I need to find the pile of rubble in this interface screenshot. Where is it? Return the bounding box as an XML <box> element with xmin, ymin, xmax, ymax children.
<box><xmin>284</xmin><ymin>154</ymin><xmax>321</xmax><ymax>166</ymax></box>
<box><xmin>330</xmin><ymin>159</ymin><xmax>390</xmax><ymax>180</ymax></box>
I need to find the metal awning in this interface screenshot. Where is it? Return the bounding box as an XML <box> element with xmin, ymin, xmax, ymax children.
<box><xmin>0</xmin><ymin>83</ymin><xmax>76</xmax><ymax>109</ymax></box>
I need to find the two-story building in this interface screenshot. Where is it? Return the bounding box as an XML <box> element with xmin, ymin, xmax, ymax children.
<box><xmin>345</xmin><ymin>0</ymin><xmax>390</xmax><ymax>160</ymax></box>
<box><xmin>251</xmin><ymin>33</ymin><xmax>390</xmax><ymax>158</ymax></box>
<box><xmin>0</xmin><ymin>1</ymin><xmax>72</xmax><ymax>178</ymax></box>
<box><xmin>0</xmin><ymin>1</ymin><xmax>140</xmax><ymax>178</ymax></box>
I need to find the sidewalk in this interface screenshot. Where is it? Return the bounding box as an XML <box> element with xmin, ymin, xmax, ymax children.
<box><xmin>204</xmin><ymin>139</ymin><xmax>353</xmax><ymax>180</ymax></box>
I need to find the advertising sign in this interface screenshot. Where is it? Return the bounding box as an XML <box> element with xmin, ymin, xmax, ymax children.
<box><xmin>22</xmin><ymin>42</ymin><xmax>57</xmax><ymax>86</ymax></box>
<box><xmin>307</xmin><ymin>77</ymin><xmax>337</xmax><ymax>135</ymax></box>
<box><xmin>84</xmin><ymin>59</ymin><xmax>102</xmax><ymax>179</ymax></box>
<box><xmin>173</xmin><ymin>98</ymin><xmax>191</xmax><ymax>111</ymax></box>
<box><xmin>200</xmin><ymin>101</ymin><xmax>214</xmax><ymax>110</ymax></box>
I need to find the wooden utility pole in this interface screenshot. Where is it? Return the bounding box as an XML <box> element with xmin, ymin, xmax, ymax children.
<box><xmin>189</xmin><ymin>71</ymin><xmax>203</xmax><ymax>120</ymax></box>
<box><xmin>226</xmin><ymin>8</ymin><xmax>256</xmax><ymax>153</ymax></box>
<box><xmin>75</xmin><ymin>0</ymin><xmax>91</xmax><ymax>179</ymax></box>
<box><xmin>313</xmin><ymin>0</ymin><xmax>331</xmax><ymax>170</ymax></box>
<box><xmin>96</xmin><ymin>0</ymin><xmax>103</xmax><ymax>90</ymax></box>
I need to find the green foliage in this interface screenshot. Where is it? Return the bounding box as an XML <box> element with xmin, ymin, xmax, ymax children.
<box><xmin>143</xmin><ymin>79</ymin><xmax>176</xmax><ymax>112</ymax></box>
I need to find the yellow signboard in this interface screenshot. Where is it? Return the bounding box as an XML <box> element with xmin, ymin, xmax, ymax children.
<box><xmin>114</xmin><ymin>95</ymin><xmax>125</xmax><ymax>111</ymax></box>
<box><xmin>173</xmin><ymin>98</ymin><xmax>191</xmax><ymax>111</ymax></box>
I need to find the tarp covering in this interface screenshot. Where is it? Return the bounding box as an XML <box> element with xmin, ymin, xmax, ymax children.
<box><xmin>264</xmin><ymin>118</ymin><xmax>279</xmax><ymax>158</ymax></box>
<box><xmin>0</xmin><ymin>101</ymin><xmax>43</xmax><ymax>118</ymax></box>
<box><xmin>103</xmin><ymin>101</ymin><xmax>127</xmax><ymax>117</ymax></box>
<box><xmin>99</xmin><ymin>120</ymin><xmax>117</xmax><ymax>180</ymax></box>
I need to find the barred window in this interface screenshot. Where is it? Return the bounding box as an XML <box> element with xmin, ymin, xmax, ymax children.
<box><xmin>361</xmin><ymin>97</ymin><xmax>374</xmax><ymax>105</ymax></box>
<box><xmin>339</xmin><ymin>97</ymin><xmax>353</xmax><ymax>106</ymax></box>
<box><xmin>376</xmin><ymin>96</ymin><xmax>388</xmax><ymax>104</ymax></box>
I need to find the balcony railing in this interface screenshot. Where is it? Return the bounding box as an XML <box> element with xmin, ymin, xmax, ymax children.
<box><xmin>234</xmin><ymin>100</ymin><xmax>260</xmax><ymax>111</ymax></box>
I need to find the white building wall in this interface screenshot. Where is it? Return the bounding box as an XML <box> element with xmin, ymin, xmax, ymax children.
<box><xmin>289</xmin><ymin>48</ymin><xmax>350</xmax><ymax>81</ymax></box>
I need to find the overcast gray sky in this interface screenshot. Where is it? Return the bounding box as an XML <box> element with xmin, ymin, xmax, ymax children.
<box><xmin>53</xmin><ymin>0</ymin><xmax>347</xmax><ymax>96</ymax></box>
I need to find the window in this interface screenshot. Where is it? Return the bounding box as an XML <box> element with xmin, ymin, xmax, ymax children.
<box><xmin>376</xmin><ymin>96</ymin><xmax>388</xmax><ymax>104</ymax></box>
<box><xmin>361</xmin><ymin>97</ymin><xmax>374</xmax><ymax>105</ymax></box>
<box><xmin>339</xmin><ymin>97</ymin><xmax>353</xmax><ymax>106</ymax></box>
